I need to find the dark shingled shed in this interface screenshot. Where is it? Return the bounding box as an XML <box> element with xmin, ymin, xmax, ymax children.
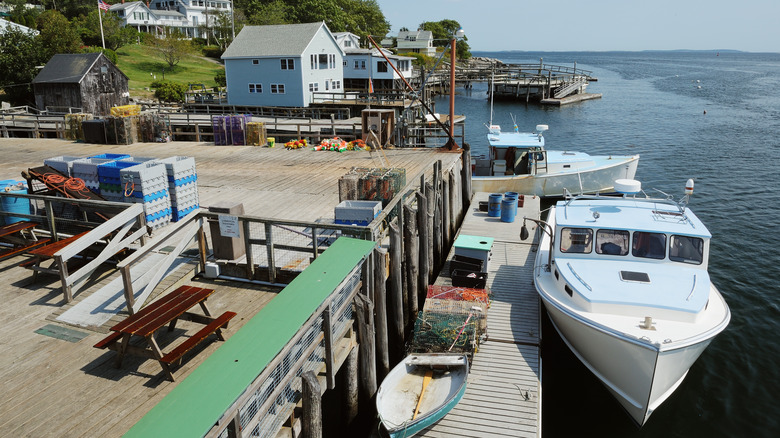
<box><xmin>32</xmin><ymin>53</ymin><xmax>129</xmax><ymax>116</ymax></box>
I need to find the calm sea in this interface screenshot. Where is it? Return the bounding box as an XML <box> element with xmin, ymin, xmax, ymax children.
<box><xmin>436</xmin><ymin>50</ymin><xmax>780</xmax><ymax>437</ymax></box>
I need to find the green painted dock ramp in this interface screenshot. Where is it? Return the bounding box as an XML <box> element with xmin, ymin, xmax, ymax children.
<box><xmin>124</xmin><ymin>237</ymin><xmax>375</xmax><ymax>437</ymax></box>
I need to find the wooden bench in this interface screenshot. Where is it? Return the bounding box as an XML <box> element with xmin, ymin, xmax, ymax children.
<box><xmin>160</xmin><ymin>311</ymin><xmax>237</xmax><ymax>366</ymax></box>
<box><xmin>93</xmin><ymin>331</ymin><xmax>124</xmax><ymax>350</ymax></box>
<box><xmin>22</xmin><ymin>231</ymin><xmax>90</xmax><ymax>279</ymax></box>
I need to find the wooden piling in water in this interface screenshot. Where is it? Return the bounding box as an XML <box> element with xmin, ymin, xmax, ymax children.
<box><xmin>388</xmin><ymin>219</ymin><xmax>404</xmax><ymax>363</ymax></box>
<box><xmin>354</xmin><ymin>293</ymin><xmax>376</xmax><ymax>401</ymax></box>
<box><xmin>462</xmin><ymin>146</ymin><xmax>473</xmax><ymax>209</ymax></box>
<box><xmin>404</xmin><ymin>203</ymin><xmax>419</xmax><ymax>326</ymax></box>
<box><xmin>344</xmin><ymin>346</ymin><xmax>359</xmax><ymax>428</ymax></box>
<box><xmin>373</xmin><ymin>249</ymin><xmax>389</xmax><ymax>380</ymax></box>
<box><xmin>424</xmin><ymin>181</ymin><xmax>435</xmax><ymax>282</ymax></box>
<box><xmin>302</xmin><ymin>371</ymin><xmax>322</xmax><ymax>438</ymax></box>
<box><xmin>443</xmin><ymin>170</ymin><xmax>451</xmax><ymax>249</ymax></box>
<box><xmin>416</xmin><ymin>189</ymin><xmax>430</xmax><ymax>308</ymax></box>
<box><xmin>433</xmin><ymin>163</ymin><xmax>443</xmax><ymax>272</ymax></box>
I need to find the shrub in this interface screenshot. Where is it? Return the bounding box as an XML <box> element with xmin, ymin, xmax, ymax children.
<box><xmin>152</xmin><ymin>80</ymin><xmax>188</xmax><ymax>102</ymax></box>
<box><xmin>82</xmin><ymin>46</ymin><xmax>118</xmax><ymax>64</ymax></box>
<box><xmin>214</xmin><ymin>70</ymin><xmax>226</xmax><ymax>87</ymax></box>
<box><xmin>202</xmin><ymin>45</ymin><xmax>224</xmax><ymax>59</ymax></box>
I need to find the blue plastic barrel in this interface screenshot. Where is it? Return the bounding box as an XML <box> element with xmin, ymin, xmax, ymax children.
<box><xmin>488</xmin><ymin>193</ymin><xmax>502</xmax><ymax>217</ymax></box>
<box><xmin>504</xmin><ymin>191</ymin><xmax>519</xmax><ymax>214</ymax></box>
<box><xmin>0</xmin><ymin>180</ymin><xmax>31</xmax><ymax>225</ymax></box>
<box><xmin>500</xmin><ymin>197</ymin><xmax>516</xmax><ymax>222</ymax></box>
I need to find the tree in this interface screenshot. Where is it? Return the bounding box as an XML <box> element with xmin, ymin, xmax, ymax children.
<box><xmin>73</xmin><ymin>10</ymin><xmax>138</xmax><ymax>51</ymax></box>
<box><xmin>247</xmin><ymin>0</ymin><xmax>290</xmax><ymax>26</ymax></box>
<box><xmin>0</xmin><ymin>27</ymin><xmax>48</xmax><ymax>106</ymax></box>
<box><xmin>152</xmin><ymin>33</ymin><xmax>195</xmax><ymax>68</ymax></box>
<box><xmin>419</xmin><ymin>19</ymin><xmax>471</xmax><ymax>60</ymax></box>
<box><xmin>286</xmin><ymin>0</ymin><xmax>388</xmax><ymax>42</ymax></box>
<box><xmin>36</xmin><ymin>10</ymin><xmax>83</xmax><ymax>58</ymax></box>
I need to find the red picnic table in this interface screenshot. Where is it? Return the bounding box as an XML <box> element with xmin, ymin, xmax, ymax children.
<box><xmin>94</xmin><ymin>285</ymin><xmax>236</xmax><ymax>381</ymax></box>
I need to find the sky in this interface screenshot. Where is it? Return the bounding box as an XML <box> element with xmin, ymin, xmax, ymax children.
<box><xmin>375</xmin><ymin>0</ymin><xmax>780</xmax><ymax>52</ymax></box>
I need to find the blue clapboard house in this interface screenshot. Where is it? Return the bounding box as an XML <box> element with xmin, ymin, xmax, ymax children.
<box><xmin>221</xmin><ymin>22</ymin><xmax>345</xmax><ymax>108</ymax></box>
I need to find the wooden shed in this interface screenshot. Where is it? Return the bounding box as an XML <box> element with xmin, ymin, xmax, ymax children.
<box><xmin>32</xmin><ymin>53</ymin><xmax>129</xmax><ymax>116</ymax></box>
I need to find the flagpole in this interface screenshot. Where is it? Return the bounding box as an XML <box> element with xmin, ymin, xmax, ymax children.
<box><xmin>98</xmin><ymin>1</ymin><xmax>106</xmax><ymax>49</ymax></box>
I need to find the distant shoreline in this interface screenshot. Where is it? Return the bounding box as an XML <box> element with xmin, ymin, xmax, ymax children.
<box><xmin>471</xmin><ymin>49</ymin><xmax>776</xmax><ymax>54</ymax></box>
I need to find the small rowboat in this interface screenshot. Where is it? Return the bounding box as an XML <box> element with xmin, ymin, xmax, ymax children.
<box><xmin>376</xmin><ymin>353</ymin><xmax>469</xmax><ymax>437</ymax></box>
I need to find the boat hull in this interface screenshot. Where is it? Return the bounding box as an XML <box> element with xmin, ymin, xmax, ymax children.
<box><xmin>472</xmin><ymin>154</ymin><xmax>639</xmax><ymax>197</ymax></box>
<box><xmin>541</xmin><ymin>296</ymin><xmax>716</xmax><ymax>425</ymax></box>
<box><xmin>376</xmin><ymin>354</ymin><xmax>468</xmax><ymax>437</ymax></box>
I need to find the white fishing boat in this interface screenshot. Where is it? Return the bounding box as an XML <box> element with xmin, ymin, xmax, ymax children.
<box><xmin>376</xmin><ymin>353</ymin><xmax>468</xmax><ymax>437</ymax></box>
<box><xmin>524</xmin><ymin>179</ymin><xmax>730</xmax><ymax>425</ymax></box>
<box><xmin>471</xmin><ymin>123</ymin><xmax>640</xmax><ymax>197</ymax></box>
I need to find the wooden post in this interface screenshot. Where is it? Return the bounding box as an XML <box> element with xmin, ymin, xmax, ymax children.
<box><xmin>242</xmin><ymin>219</ymin><xmax>254</xmax><ymax>279</ymax></box>
<box><xmin>424</xmin><ymin>181</ymin><xmax>435</xmax><ymax>282</ymax></box>
<box><xmin>403</xmin><ymin>203</ymin><xmax>419</xmax><ymax>329</ymax></box>
<box><xmin>433</xmin><ymin>164</ymin><xmax>443</xmax><ymax>272</ymax></box>
<box><xmin>354</xmin><ymin>293</ymin><xmax>377</xmax><ymax>400</ymax></box>
<box><xmin>462</xmin><ymin>145</ymin><xmax>472</xmax><ymax>212</ymax></box>
<box><xmin>388</xmin><ymin>219</ymin><xmax>404</xmax><ymax>363</ymax></box>
<box><xmin>449</xmin><ymin>170</ymin><xmax>457</xmax><ymax>236</ymax></box>
<box><xmin>442</xmin><ymin>170</ymin><xmax>451</xmax><ymax>248</ymax></box>
<box><xmin>264</xmin><ymin>222</ymin><xmax>276</xmax><ymax>283</ymax></box>
<box><xmin>416</xmin><ymin>190</ymin><xmax>429</xmax><ymax>307</ymax></box>
<box><xmin>373</xmin><ymin>249</ymin><xmax>389</xmax><ymax>380</ymax></box>
<box><xmin>301</xmin><ymin>371</ymin><xmax>322</xmax><ymax>438</ymax></box>
<box><xmin>345</xmin><ymin>346</ymin><xmax>359</xmax><ymax>428</ymax></box>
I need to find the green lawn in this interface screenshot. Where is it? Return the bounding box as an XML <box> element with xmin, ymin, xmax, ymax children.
<box><xmin>115</xmin><ymin>44</ymin><xmax>224</xmax><ymax>100</ymax></box>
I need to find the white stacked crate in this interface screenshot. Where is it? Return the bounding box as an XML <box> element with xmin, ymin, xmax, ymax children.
<box><xmin>120</xmin><ymin>162</ymin><xmax>172</xmax><ymax>230</ymax></box>
<box><xmin>71</xmin><ymin>158</ymin><xmax>116</xmax><ymax>193</ymax></box>
<box><xmin>44</xmin><ymin>156</ymin><xmax>82</xmax><ymax>176</ymax></box>
<box><xmin>157</xmin><ymin>156</ymin><xmax>199</xmax><ymax>222</ymax></box>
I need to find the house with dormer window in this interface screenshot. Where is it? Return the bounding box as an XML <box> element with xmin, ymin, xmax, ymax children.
<box><xmin>110</xmin><ymin>1</ymin><xmax>232</xmax><ymax>38</ymax></box>
<box><xmin>221</xmin><ymin>22</ymin><xmax>344</xmax><ymax>107</ymax></box>
<box><xmin>396</xmin><ymin>29</ymin><xmax>435</xmax><ymax>57</ymax></box>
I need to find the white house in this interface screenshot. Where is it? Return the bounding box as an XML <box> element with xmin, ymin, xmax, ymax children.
<box><xmin>396</xmin><ymin>30</ymin><xmax>435</xmax><ymax>57</ymax></box>
<box><xmin>0</xmin><ymin>18</ymin><xmax>39</xmax><ymax>35</ymax></box>
<box><xmin>221</xmin><ymin>22</ymin><xmax>345</xmax><ymax>107</ymax></box>
<box><xmin>111</xmin><ymin>0</ymin><xmax>232</xmax><ymax>38</ymax></box>
<box><xmin>335</xmin><ymin>32</ymin><xmax>414</xmax><ymax>91</ymax></box>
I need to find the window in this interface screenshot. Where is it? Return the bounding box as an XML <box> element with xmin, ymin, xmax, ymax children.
<box><xmin>280</xmin><ymin>58</ymin><xmax>294</xmax><ymax>70</ymax></box>
<box><xmin>318</xmin><ymin>54</ymin><xmax>328</xmax><ymax>69</ymax></box>
<box><xmin>311</xmin><ymin>54</ymin><xmax>317</xmax><ymax>69</ymax></box>
<box><xmin>309</xmin><ymin>83</ymin><xmax>319</xmax><ymax>92</ymax></box>
<box><xmin>397</xmin><ymin>60</ymin><xmax>410</xmax><ymax>71</ymax></box>
<box><xmin>632</xmin><ymin>231</ymin><xmax>666</xmax><ymax>259</ymax></box>
<box><xmin>329</xmin><ymin>54</ymin><xmax>336</xmax><ymax>69</ymax></box>
<box><xmin>252</xmin><ymin>59</ymin><xmax>259</xmax><ymax>65</ymax></box>
<box><xmin>325</xmin><ymin>80</ymin><xmax>329</xmax><ymax>91</ymax></box>
<box><xmin>343</xmin><ymin>60</ymin><xmax>347</xmax><ymax>67</ymax></box>
<box><xmin>332</xmin><ymin>80</ymin><xmax>341</xmax><ymax>90</ymax></box>
<box><xmin>270</xmin><ymin>84</ymin><xmax>285</xmax><ymax>94</ymax></box>
<box><xmin>560</xmin><ymin>228</ymin><xmax>592</xmax><ymax>253</ymax></box>
<box><xmin>596</xmin><ymin>229</ymin><xmax>629</xmax><ymax>255</ymax></box>
<box><xmin>354</xmin><ymin>60</ymin><xmax>366</xmax><ymax>70</ymax></box>
<box><xmin>377</xmin><ymin>61</ymin><xmax>388</xmax><ymax>73</ymax></box>
<box><xmin>669</xmin><ymin>235</ymin><xmax>704</xmax><ymax>264</ymax></box>
<box><xmin>248</xmin><ymin>83</ymin><xmax>262</xmax><ymax>93</ymax></box>
<box><xmin>344</xmin><ymin>41</ymin><xmax>352</xmax><ymax>48</ymax></box>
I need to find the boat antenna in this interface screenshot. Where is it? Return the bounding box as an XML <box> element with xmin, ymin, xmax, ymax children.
<box><xmin>489</xmin><ymin>70</ymin><xmax>495</xmax><ymax>126</ymax></box>
<box><xmin>510</xmin><ymin>113</ymin><xmax>518</xmax><ymax>132</ymax></box>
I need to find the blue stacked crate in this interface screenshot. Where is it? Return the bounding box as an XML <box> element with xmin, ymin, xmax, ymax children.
<box><xmin>97</xmin><ymin>160</ymin><xmax>149</xmax><ymax>201</ymax></box>
<box><xmin>43</xmin><ymin>156</ymin><xmax>82</xmax><ymax>176</ymax></box>
<box><xmin>157</xmin><ymin>156</ymin><xmax>199</xmax><ymax>222</ymax></box>
<box><xmin>71</xmin><ymin>154</ymin><xmax>129</xmax><ymax>193</ymax></box>
<box><xmin>120</xmin><ymin>162</ymin><xmax>172</xmax><ymax>230</ymax></box>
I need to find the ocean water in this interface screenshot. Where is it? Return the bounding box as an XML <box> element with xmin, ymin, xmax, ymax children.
<box><xmin>437</xmin><ymin>51</ymin><xmax>780</xmax><ymax>437</ymax></box>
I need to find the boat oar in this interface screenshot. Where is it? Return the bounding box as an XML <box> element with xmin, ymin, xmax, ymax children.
<box><xmin>412</xmin><ymin>370</ymin><xmax>434</xmax><ymax>420</ymax></box>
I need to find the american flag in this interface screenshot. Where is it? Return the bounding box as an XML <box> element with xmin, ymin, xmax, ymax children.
<box><xmin>98</xmin><ymin>1</ymin><xmax>110</xmax><ymax>12</ymax></box>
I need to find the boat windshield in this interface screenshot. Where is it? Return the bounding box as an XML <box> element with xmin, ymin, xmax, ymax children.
<box><xmin>560</xmin><ymin>228</ymin><xmax>592</xmax><ymax>253</ymax></box>
<box><xmin>595</xmin><ymin>229</ymin><xmax>629</xmax><ymax>255</ymax></box>
<box><xmin>669</xmin><ymin>235</ymin><xmax>704</xmax><ymax>265</ymax></box>
<box><xmin>632</xmin><ymin>231</ymin><xmax>666</xmax><ymax>259</ymax></box>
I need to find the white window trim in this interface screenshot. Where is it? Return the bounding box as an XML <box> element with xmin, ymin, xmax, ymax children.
<box><xmin>271</xmin><ymin>83</ymin><xmax>286</xmax><ymax>94</ymax></box>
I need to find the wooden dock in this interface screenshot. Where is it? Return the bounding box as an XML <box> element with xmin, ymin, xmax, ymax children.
<box><xmin>0</xmin><ymin>137</ymin><xmax>463</xmax><ymax>437</ymax></box>
<box><xmin>422</xmin><ymin>192</ymin><xmax>542</xmax><ymax>437</ymax></box>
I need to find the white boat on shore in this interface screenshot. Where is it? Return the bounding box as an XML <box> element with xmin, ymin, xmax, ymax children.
<box><xmin>471</xmin><ymin>124</ymin><xmax>640</xmax><ymax>197</ymax></box>
<box><xmin>525</xmin><ymin>179</ymin><xmax>730</xmax><ymax>425</ymax></box>
<box><xmin>376</xmin><ymin>353</ymin><xmax>468</xmax><ymax>437</ymax></box>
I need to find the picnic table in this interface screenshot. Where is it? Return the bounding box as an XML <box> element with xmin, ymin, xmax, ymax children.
<box><xmin>94</xmin><ymin>285</ymin><xmax>236</xmax><ymax>381</ymax></box>
<box><xmin>0</xmin><ymin>221</ymin><xmax>49</xmax><ymax>260</ymax></box>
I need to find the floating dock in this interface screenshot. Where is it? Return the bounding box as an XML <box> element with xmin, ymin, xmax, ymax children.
<box><xmin>421</xmin><ymin>192</ymin><xmax>542</xmax><ymax>437</ymax></box>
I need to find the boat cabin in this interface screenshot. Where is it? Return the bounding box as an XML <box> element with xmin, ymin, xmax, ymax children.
<box><xmin>475</xmin><ymin>124</ymin><xmax>546</xmax><ymax>177</ymax></box>
<box><xmin>548</xmin><ymin>197</ymin><xmax>713</xmax><ymax>321</ymax></box>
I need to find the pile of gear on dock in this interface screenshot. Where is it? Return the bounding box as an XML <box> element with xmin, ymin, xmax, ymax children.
<box><xmin>40</xmin><ymin>154</ymin><xmax>199</xmax><ymax>229</ymax></box>
<box><xmin>65</xmin><ymin>105</ymin><xmax>172</xmax><ymax>145</ymax></box>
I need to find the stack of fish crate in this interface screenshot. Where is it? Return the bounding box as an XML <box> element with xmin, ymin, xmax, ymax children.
<box><xmin>156</xmin><ymin>156</ymin><xmax>199</xmax><ymax>222</ymax></box>
<box><xmin>96</xmin><ymin>156</ymin><xmax>155</xmax><ymax>202</ymax></box>
<box><xmin>44</xmin><ymin>156</ymin><xmax>82</xmax><ymax>176</ymax></box>
<box><xmin>71</xmin><ymin>154</ymin><xmax>129</xmax><ymax>193</ymax></box>
<box><xmin>120</xmin><ymin>162</ymin><xmax>172</xmax><ymax>229</ymax></box>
